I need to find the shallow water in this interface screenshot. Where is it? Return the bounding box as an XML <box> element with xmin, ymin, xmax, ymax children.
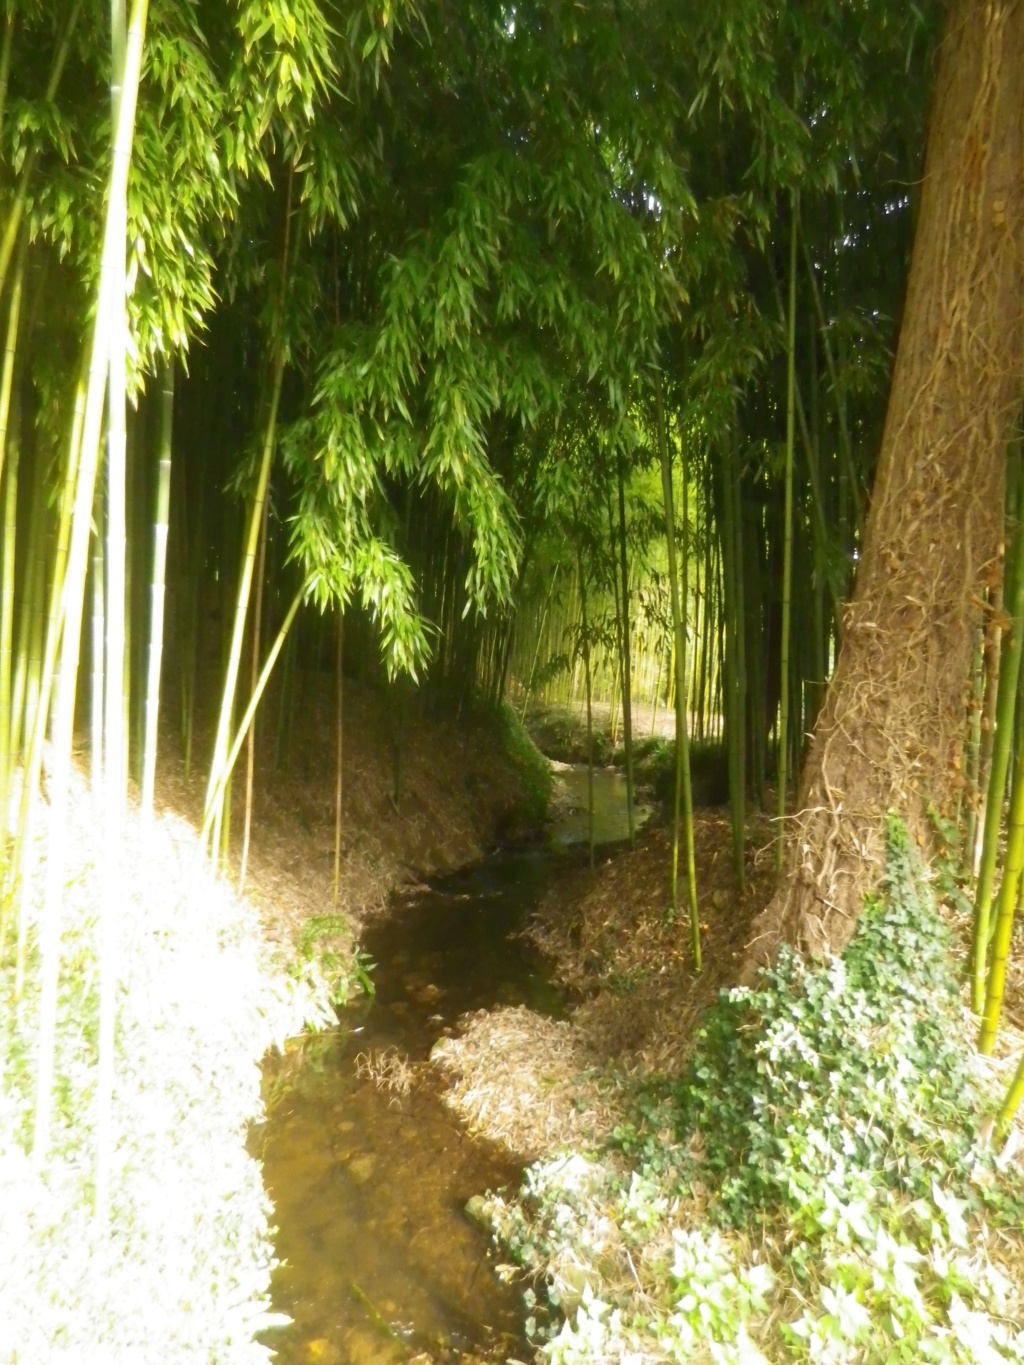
<box><xmin>552</xmin><ymin>764</ymin><xmax>653</xmax><ymax>848</ymax></box>
<box><xmin>254</xmin><ymin>770</ymin><xmax>634</xmax><ymax>1364</ymax></box>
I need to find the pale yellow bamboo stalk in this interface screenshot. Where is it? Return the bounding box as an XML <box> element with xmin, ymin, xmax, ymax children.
<box><xmin>32</xmin><ymin>0</ymin><xmax>149</xmax><ymax>1168</ymax></box>
<box><xmin>140</xmin><ymin>359</ymin><xmax>174</xmax><ymax>816</ymax></box>
<box><xmin>90</xmin><ymin>489</ymin><xmax>105</xmax><ymax>799</ymax></box>
<box><xmin>237</xmin><ymin>495</ymin><xmax>269</xmax><ymax>892</ymax></box>
<box><xmin>0</xmin><ymin>231</ymin><xmax>28</xmax><ymax>844</ymax></box>
<box><xmin>200</xmin><ymin>588</ymin><xmax>304</xmax><ymax>849</ymax></box>
<box><xmin>204</xmin><ymin>349</ymin><xmax>284</xmax><ymax>862</ymax></box>
<box><xmin>12</xmin><ymin>368</ymin><xmax>86</xmax><ymax>995</ymax></box>
<box><xmin>95</xmin><ymin>0</ymin><xmax>129</xmax><ymax>1220</ymax></box>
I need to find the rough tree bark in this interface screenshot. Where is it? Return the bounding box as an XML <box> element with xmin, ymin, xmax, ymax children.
<box><xmin>746</xmin><ymin>0</ymin><xmax>1024</xmax><ymax>970</ymax></box>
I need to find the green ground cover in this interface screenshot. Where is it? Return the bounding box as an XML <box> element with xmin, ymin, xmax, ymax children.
<box><xmin>482</xmin><ymin>821</ymin><xmax>1024</xmax><ymax>1363</ymax></box>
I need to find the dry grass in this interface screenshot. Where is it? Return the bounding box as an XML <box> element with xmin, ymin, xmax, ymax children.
<box><xmin>354</xmin><ymin>1046</ymin><xmax>416</xmax><ymax>1096</ymax></box>
<box><xmin>429</xmin><ymin>809</ymin><xmax>778</xmax><ymax>1161</ymax></box>
<box><xmin>525</xmin><ymin>811</ymin><xmax>777</xmax><ymax>1073</ymax></box>
<box><xmin>432</xmin><ymin>1007</ymin><xmax>623</xmax><ymax>1158</ymax></box>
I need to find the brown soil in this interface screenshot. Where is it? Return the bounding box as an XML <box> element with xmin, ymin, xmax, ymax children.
<box><xmin>525</xmin><ymin>812</ymin><xmax>776</xmax><ymax>1074</ymax></box>
<box><xmin>152</xmin><ymin>678</ymin><xmax>537</xmax><ymax>951</ymax></box>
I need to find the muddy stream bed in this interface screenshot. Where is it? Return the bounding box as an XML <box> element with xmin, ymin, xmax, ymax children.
<box><xmin>252</xmin><ymin>767</ymin><xmax>649</xmax><ymax>1365</ymax></box>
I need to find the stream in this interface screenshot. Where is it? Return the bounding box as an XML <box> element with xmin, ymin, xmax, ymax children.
<box><xmin>254</xmin><ymin>766</ymin><xmax>646</xmax><ymax>1365</ymax></box>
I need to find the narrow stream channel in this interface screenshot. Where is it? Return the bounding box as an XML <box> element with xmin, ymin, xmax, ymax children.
<box><xmin>253</xmin><ymin>767</ymin><xmax>645</xmax><ymax>1365</ymax></box>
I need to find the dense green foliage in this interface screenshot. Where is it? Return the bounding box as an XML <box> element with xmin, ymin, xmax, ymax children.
<box><xmin>482</xmin><ymin>821</ymin><xmax>1024</xmax><ymax>1362</ymax></box>
<box><xmin>675</xmin><ymin>819</ymin><xmax>978</xmax><ymax>1227</ymax></box>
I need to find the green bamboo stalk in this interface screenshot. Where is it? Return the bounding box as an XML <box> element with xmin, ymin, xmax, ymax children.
<box><xmin>0</xmin><ymin>230</ymin><xmax>28</xmax><ymax>842</ymax></box>
<box><xmin>972</xmin><ymin>465</ymin><xmax>1024</xmax><ymax>1011</ymax></box>
<box><xmin>9</xmin><ymin>450</ymin><xmax>44</xmax><ymax>776</ymax></box>
<box><xmin>777</xmin><ymin>191</ymin><xmax>799</xmax><ymax>872</ymax></box>
<box><xmin>204</xmin><ymin>170</ymin><xmax>294</xmax><ymax>853</ymax></box>
<box><xmin>960</xmin><ymin>625</ymin><xmax>985</xmax><ymax>842</ymax></box>
<box><xmin>200</xmin><ymin>588</ymin><xmax>304</xmax><ymax>847</ymax></box>
<box><xmin>140</xmin><ymin>358</ymin><xmax>174</xmax><ymax>815</ymax></box>
<box><xmin>0</xmin><ymin>230</ymin><xmax>26</xmax><ymax>506</ymax></box>
<box><xmin>978</xmin><ymin>721</ymin><xmax>1024</xmax><ymax>1053</ymax></box>
<box><xmin>520</xmin><ymin>564</ymin><xmax>559</xmax><ymax>723</ymax></box>
<box><xmin>204</xmin><ymin>348</ymin><xmax>285</xmax><ymax>856</ymax></box>
<box><xmin>576</xmin><ymin>542</ymin><xmax>595</xmax><ymax>870</ymax></box>
<box><xmin>996</xmin><ymin>1047</ymin><xmax>1024</xmax><ymax>1141</ymax></box>
<box><xmin>0</xmin><ymin>7</ymin><xmax>16</xmax><ymax>141</ymax></box>
<box><xmin>616</xmin><ymin>452</ymin><xmax>636</xmax><ymax>847</ymax></box>
<box><xmin>972</xmin><ymin>569</ymin><xmax>1005</xmax><ymax>870</ymax></box>
<box><xmin>743</xmin><ymin>509</ymin><xmax>766</xmax><ymax>809</ymax></box>
<box><xmin>657</xmin><ymin>384</ymin><xmax>699</xmax><ymax>964</ymax></box>
<box><xmin>803</xmin><ymin>229</ymin><xmax>863</xmax><ymax>543</ymax></box>
<box><xmin>333</xmin><ymin>611</ymin><xmax>344</xmax><ymax>907</ymax></box>
<box><xmin>180</xmin><ymin>460</ymin><xmax>204</xmax><ymax>783</ymax></box>
<box><xmin>0</xmin><ymin>395</ymin><xmax>19</xmax><ymax>843</ymax></box>
<box><xmin>719</xmin><ymin>450</ymin><xmax>745</xmax><ymax>886</ymax></box>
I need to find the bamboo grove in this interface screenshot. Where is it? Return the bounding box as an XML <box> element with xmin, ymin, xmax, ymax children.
<box><xmin>4</xmin><ymin>0</ymin><xmax>1024</xmax><ymax>1195</ymax></box>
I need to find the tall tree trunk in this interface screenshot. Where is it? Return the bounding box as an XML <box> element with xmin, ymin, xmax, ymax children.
<box><xmin>746</xmin><ymin>0</ymin><xmax>1024</xmax><ymax>971</ymax></box>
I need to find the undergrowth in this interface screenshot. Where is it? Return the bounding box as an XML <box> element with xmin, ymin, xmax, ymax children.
<box><xmin>496</xmin><ymin>699</ymin><xmax>554</xmax><ymax>824</ymax></box>
<box><xmin>0</xmin><ymin>792</ymin><xmax>338</xmax><ymax>1364</ymax></box>
<box><xmin>483</xmin><ymin>818</ymin><xmax>1024</xmax><ymax>1363</ymax></box>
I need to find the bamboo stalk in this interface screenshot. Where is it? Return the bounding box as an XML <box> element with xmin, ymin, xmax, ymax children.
<box><xmin>657</xmin><ymin>382</ymin><xmax>699</xmax><ymax>964</ymax></box>
<box><xmin>0</xmin><ymin>392</ymin><xmax>19</xmax><ymax>857</ymax></box>
<box><xmin>0</xmin><ymin>8</ymin><xmax>15</xmax><ymax>141</ymax></box>
<box><xmin>776</xmin><ymin>191</ymin><xmax>799</xmax><ymax>872</ymax></box>
<box><xmin>996</xmin><ymin>1047</ymin><xmax>1024</xmax><ymax>1141</ymax></box>
<box><xmin>204</xmin><ymin>172</ymin><xmax>294</xmax><ymax>855</ymax></box>
<box><xmin>616</xmin><ymin>451</ymin><xmax>636</xmax><ymax>847</ymax></box>
<box><xmin>200</xmin><ymin>588</ymin><xmax>305</xmax><ymax>847</ymax></box>
<box><xmin>333</xmin><ymin>611</ymin><xmax>344</xmax><ymax>906</ymax></box>
<box><xmin>90</xmin><ymin>486</ymin><xmax>105</xmax><ymax>798</ymax></box>
<box><xmin>32</xmin><ymin>0</ymin><xmax>150</xmax><ymax>1167</ymax></box>
<box><xmin>576</xmin><ymin>542</ymin><xmax>595</xmax><ymax>869</ymax></box>
<box><xmin>141</xmin><ymin>358</ymin><xmax>174</xmax><ymax>816</ymax></box>
<box><xmin>0</xmin><ymin>230</ymin><xmax>28</xmax><ymax>846</ymax></box>
<box><xmin>9</xmin><ymin>450</ymin><xmax>46</xmax><ymax>777</ymax></box>
<box><xmin>972</xmin><ymin>465</ymin><xmax>1024</xmax><ymax>1011</ymax></box>
<box><xmin>95</xmin><ymin>0</ymin><xmax>130</xmax><ymax>1219</ymax></box>
<box><xmin>979</xmin><ymin>723</ymin><xmax>1024</xmax><ymax>1052</ymax></box>
<box><xmin>237</xmin><ymin>493</ymin><xmax>269</xmax><ymax>893</ymax></box>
